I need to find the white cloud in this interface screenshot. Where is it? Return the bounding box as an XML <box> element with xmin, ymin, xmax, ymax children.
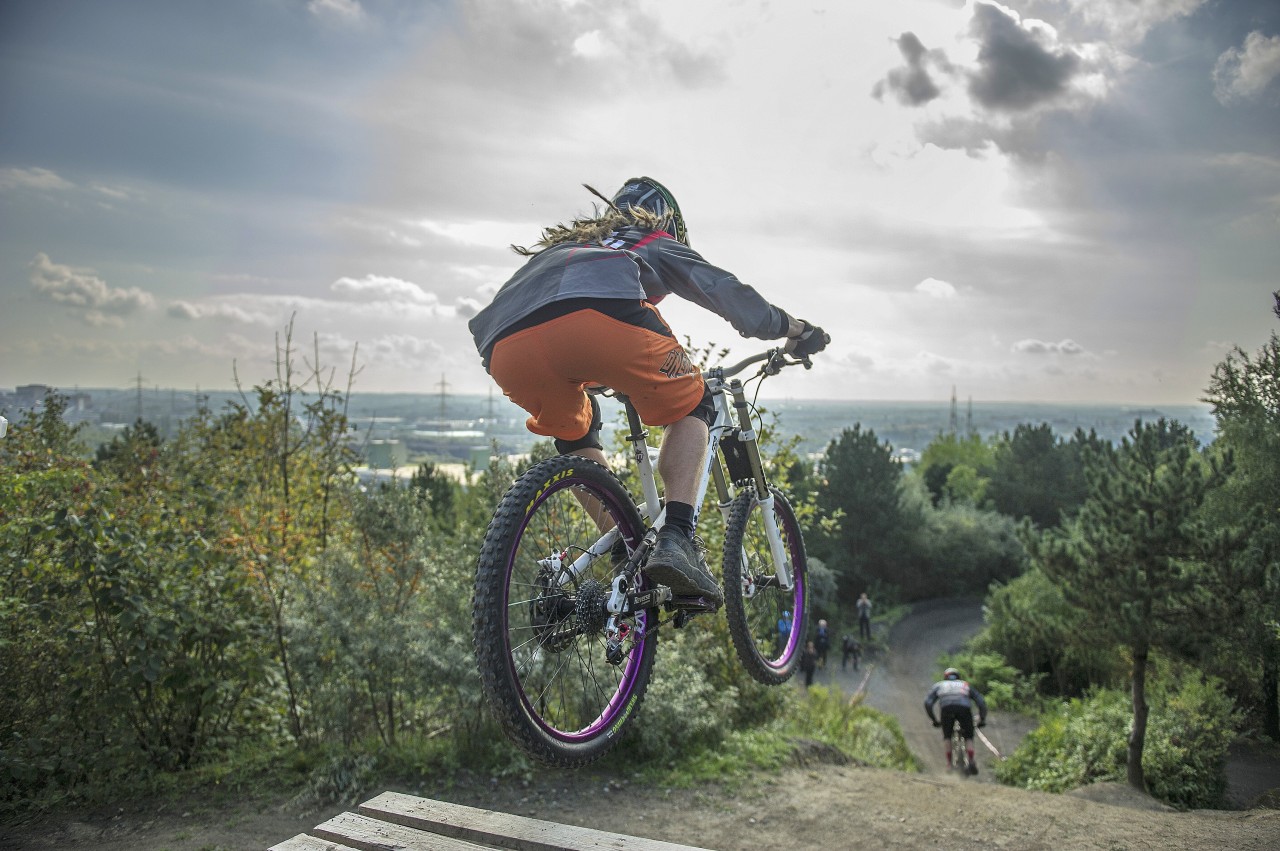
<box><xmin>1012</xmin><ymin>338</ymin><xmax>1086</xmax><ymax>355</ymax></box>
<box><xmin>0</xmin><ymin>167</ymin><xmax>74</xmax><ymax>192</ymax></box>
<box><xmin>1214</xmin><ymin>31</ymin><xmax>1280</xmax><ymax>104</ymax></box>
<box><xmin>1065</xmin><ymin>0</ymin><xmax>1207</xmax><ymax>46</ymax></box>
<box><xmin>308</xmin><ymin>0</ymin><xmax>365</xmax><ymax>26</ymax></box>
<box><xmin>915</xmin><ymin>277</ymin><xmax>958</xmax><ymax>298</ymax></box>
<box><xmin>414</xmin><ymin>219</ymin><xmax>527</xmax><ymax>249</ymax></box>
<box><xmin>330</xmin><ymin>274</ymin><xmax>439</xmax><ymax>305</ymax></box>
<box><xmin>572</xmin><ymin>30</ymin><xmax>609</xmax><ymax>59</ymax></box>
<box><xmin>91</xmin><ymin>183</ymin><xmax>132</xmax><ymax>201</ymax></box>
<box><xmin>167</xmin><ymin>300</ymin><xmax>274</xmax><ymax>325</ymax></box>
<box><xmin>28</xmin><ymin>253</ymin><xmax>155</xmax><ymax>323</ymax></box>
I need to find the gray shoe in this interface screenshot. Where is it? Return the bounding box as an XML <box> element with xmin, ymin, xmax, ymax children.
<box><xmin>645</xmin><ymin>527</ymin><xmax>723</xmax><ymax>606</ymax></box>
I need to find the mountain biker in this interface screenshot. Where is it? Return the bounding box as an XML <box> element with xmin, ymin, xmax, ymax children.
<box><xmin>924</xmin><ymin>667</ymin><xmax>988</xmax><ymax>774</ymax></box>
<box><xmin>468</xmin><ymin>177</ymin><xmax>830</xmax><ymax>607</ymax></box>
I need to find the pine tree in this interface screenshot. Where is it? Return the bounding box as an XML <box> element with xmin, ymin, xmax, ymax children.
<box><xmin>1035</xmin><ymin>419</ymin><xmax>1224</xmax><ymax>791</ymax></box>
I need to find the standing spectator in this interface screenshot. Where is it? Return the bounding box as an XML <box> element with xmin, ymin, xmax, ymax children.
<box><xmin>800</xmin><ymin>641</ymin><xmax>818</xmax><ymax>688</ymax></box>
<box><xmin>814</xmin><ymin>618</ymin><xmax>830</xmax><ymax>669</ymax></box>
<box><xmin>776</xmin><ymin>609</ymin><xmax>793</xmax><ymax>655</ymax></box>
<box><xmin>841</xmin><ymin>634</ymin><xmax>861</xmax><ymax>670</ymax></box>
<box><xmin>856</xmin><ymin>592</ymin><xmax>873</xmax><ymax>640</ymax></box>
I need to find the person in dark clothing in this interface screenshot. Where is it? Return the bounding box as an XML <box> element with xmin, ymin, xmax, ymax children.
<box><xmin>469</xmin><ymin>177</ymin><xmax>829</xmax><ymax>608</ymax></box>
<box><xmin>799</xmin><ymin>641</ymin><xmax>818</xmax><ymax>688</ymax></box>
<box><xmin>841</xmin><ymin>634</ymin><xmax>861</xmax><ymax>670</ymax></box>
<box><xmin>814</xmin><ymin>618</ymin><xmax>830</xmax><ymax>668</ymax></box>
<box><xmin>924</xmin><ymin>667</ymin><xmax>989</xmax><ymax>774</ymax></box>
<box><xmin>856</xmin><ymin>592</ymin><xmax>872</xmax><ymax>640</ymax></box>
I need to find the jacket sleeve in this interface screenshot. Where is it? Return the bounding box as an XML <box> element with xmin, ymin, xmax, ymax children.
<box><xmin>923</xmin><ymin>687</ymin><xmax>938</xmax><ymax>720</ymax></box>
<box><xmin>971</xmin><ymin>687</ymin><xmax>988</xmax><ymax>720</ymax></box>
<box><xmin>640</xmin><ymin>237</ymin><xmax>791</xmax><ymax>339</ymax></box>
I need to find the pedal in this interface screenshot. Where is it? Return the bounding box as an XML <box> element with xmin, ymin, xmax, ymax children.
<box><xmin>630</xmin><ymin>587</ymin><xmax>672</xmax><ymax>609</ymax></box>
<box><xmin>668</xmin><ymin>594</ymin><xmax>718</xmax><ymax>613</ymax></box>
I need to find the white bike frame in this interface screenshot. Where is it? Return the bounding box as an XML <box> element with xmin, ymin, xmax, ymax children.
<box><xmin>554</xmin><ymin>349</ymin><xmax>798</xmax><ymax>607</ymax></box>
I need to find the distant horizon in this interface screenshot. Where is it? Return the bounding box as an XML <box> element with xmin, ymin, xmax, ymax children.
<box><xmin>0</xmin><ymin>380</ymin><xmax>1217</xmax><ymax>412</ymax></box>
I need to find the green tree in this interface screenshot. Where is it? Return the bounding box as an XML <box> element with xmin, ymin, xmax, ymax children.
<box><xmin>977</xmin><ymin>567</ymin><xmax>1122</xmax><ymax>697</ymax></box>
<box><xmin>815</xmin><ymin>425</ymin><xmax>912</xmax><ymax>595</ymax></box>
<box><xmin>1035</xmin><ymin>419</ymin><xmax>1227</xmax><ymax>792</ymax></box>
<box><xmin>409</xmin><ymin>460</ymin><xmax>461</xmax><ymax>530</ymax></box>
<box><xmin>918</xmin><ymin>431</ymin><xmax>992</xmax><ymax>507</ymax></box>
<box><xmin>291</xmin><ymin>485</ymin><xmax>476</xmax><ymax>748</ymax></box>
<box><xmin>987</xmin><ymin>424</ymin><xmax>1100</xmax><ymax>529</ymax></box>
<box><xmin>1203</xmin><ymin>290</ymin><xmax>1280</xmax><ymax>739</ymax></box>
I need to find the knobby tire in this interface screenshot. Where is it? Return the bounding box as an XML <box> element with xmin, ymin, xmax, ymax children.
<box><xmin>473</xmin><ymin>456</ymin><xmax>657</xmax><ymax>767</ymax></box>
<box><xmin>721</xmin><ymin>486</ymin><xmax>809</xmax><ymax>685</ymax></box>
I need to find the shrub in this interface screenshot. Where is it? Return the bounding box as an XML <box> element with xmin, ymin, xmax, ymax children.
<box><xmin>994</xmin><ymin>688</ymin><xmax>1128</xmax><ymax>792</ymax></box>
<box><xmin>1142</xmin><ymin>667</ymin><xmax>1239</xmax><ymax>809</ymax></box>
<box><xmin>785</xmin><ymin>686</ymin><xmax>917</xmax><ymax>770</ymax></box>
<box><xmin>938</xmin><ymin>650</ymin><xmax>1040</xmax><ymax>712</ymax></box>
<box><xmin>996</xmin><ymin>665</ymin><xmax>1239</xmax><ymax>808</ymax></box>
<box><xmin>628</xmin><ymin>631</ymin><xmax>739</xmax><ymax>764</ymax></box>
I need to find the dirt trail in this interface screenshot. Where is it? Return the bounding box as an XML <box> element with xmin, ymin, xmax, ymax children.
<box><xmin>826</xmin><ymin>595</ymin><xmax>1035</xmax><ymax>777</ymax></box>
<box><xmin>4</xmin><ymin>599</ymin><xmax>1280</xmax><ymax>850</ymax></box>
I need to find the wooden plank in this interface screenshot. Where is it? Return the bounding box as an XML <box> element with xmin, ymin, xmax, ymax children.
<box><xmin>312</xmin><ymin>810</ymin><xmax>494</xmax><ymax>851</ymax></box>
<box><xmin>268</xmin><ymin>833</ymin><xmax>364</xmax><ymax>851</ymax></box>
<box><xmin>358</xmin><ymin>791</ymin><xmax>710</xmax><ymax>851</ymax></box>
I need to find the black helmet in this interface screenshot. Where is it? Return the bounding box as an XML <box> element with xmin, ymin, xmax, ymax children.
<box><xmin>611</xmin><ymin>176</ymin><xmax>688</xmax><ymax>244</ymax></box>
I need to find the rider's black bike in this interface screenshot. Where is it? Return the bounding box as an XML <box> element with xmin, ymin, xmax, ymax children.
<box><xmin>473</xmin><ymin>348</ymin><xmax>814</xmax><ymax>766</ymax></box>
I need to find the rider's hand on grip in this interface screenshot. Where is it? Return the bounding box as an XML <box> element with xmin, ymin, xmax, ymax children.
<box><xmin>785</xmin><ymin>320</ymin><xmax>829</xmax><ymax>358</ymax></box>
<box><xmin>932</xmin><ymin>720</ymin><xmax>941</xmax><ymax>728</ymax></box>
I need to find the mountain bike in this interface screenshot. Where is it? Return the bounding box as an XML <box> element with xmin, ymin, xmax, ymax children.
<box><xmin>948</xmin><ymin>713</ymin><xmax>985</xmax><ymax>776</ymax></box>
<box><xmin>473</xmin><ymin>347</ymin><xmax>814</xmax><ymax>767</ymax></box>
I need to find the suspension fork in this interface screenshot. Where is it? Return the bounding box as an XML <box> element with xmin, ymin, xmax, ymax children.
<box><xmin>727</xmin><ymin>378</ymin><xmax>793</xmax><ymax>590</ymax></box>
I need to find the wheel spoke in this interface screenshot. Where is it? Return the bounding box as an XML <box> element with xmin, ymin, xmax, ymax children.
<box><xmin>474</xmin><ymin>456</ymin><xmax>656</xmax><ymax>762</ymax></box>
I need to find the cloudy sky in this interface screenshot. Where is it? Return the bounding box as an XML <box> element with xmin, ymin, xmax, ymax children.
<box><xmin>2</xmin><ymin>0</ymin><xmax>1278</xmax><ymax>404</ymax></box>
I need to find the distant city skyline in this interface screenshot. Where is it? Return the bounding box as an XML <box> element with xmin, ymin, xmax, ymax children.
<box><xmin>2</xmin><ymin>1</ymin><xmax>1279</xmax><ymax>405</ymax></box>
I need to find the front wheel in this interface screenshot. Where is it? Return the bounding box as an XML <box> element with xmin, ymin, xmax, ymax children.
<box><xmin>473</xmin><ymin>455</ymin><xmax>656</xmax><ymax>767</ymax></box>
<box><xmin>721</xmin><ymin>487</ymin><xmax>809</xmax><ymax>685</ymax></box>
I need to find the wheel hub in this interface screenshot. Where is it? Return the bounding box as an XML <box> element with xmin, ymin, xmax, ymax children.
<box><xmin>575</xmin><ymin>578</ymin><xmax>609</xmax><ymax>636</ymax></box>
<box><xmin>528</xmin><ymin>569</ymin><xmax>576</xmax><ymax>653</ymax></box>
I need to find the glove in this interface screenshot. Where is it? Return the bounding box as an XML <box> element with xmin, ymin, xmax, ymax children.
<box><xmin>931</xmin><ymin>720</ymin><xmax>940</xmax><ymax>728</ymax></box>
<box><xmin>977</xmin><ymin>720</ymin><xmax>987</xmax><ymax>728</ymax></box>
<box><xmin>786</xmin><ymin>320</ymin><xmax>829</xmax><ymax>358</ymax></box>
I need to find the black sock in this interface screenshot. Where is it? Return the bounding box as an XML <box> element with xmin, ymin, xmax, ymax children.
<box><xmin>664</xmin><ymin>501</ymin><xmax>695</xmax><ymax>537</ymax></box>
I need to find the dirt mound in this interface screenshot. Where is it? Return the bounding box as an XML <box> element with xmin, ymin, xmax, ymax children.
<box><xmin>8</xmin><ymin>760</ymin><xmax>1280</xmax><ymax>851</ymax></box>
<box><xmin>6</xmin><ymin>597</ymin><xmax>1280</xmax><ymax>850</ymax></box>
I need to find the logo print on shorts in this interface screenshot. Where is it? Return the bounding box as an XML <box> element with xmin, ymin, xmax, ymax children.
<box><xmin>659</xmin><ymin>349</ymin><xmax>695</xmax><ymax>379</ymax></box>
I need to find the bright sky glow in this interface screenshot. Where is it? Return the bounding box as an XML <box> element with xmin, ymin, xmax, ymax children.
<box><xmin>1</xmin><ymin>0</ymin><xmax>1278</xmax><ymax>404</ymax></box>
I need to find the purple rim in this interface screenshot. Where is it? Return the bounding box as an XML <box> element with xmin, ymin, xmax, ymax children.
<box><xmin>504</xmin><ymin>476</ymin><xmax>646</xmax><ymax>742</ymax></box>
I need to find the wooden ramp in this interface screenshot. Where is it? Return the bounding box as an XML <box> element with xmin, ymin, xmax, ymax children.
<box><xmin>270</xmin><ymin>790</ymin><xmax>711</xmax><ymax>851</ymax></box>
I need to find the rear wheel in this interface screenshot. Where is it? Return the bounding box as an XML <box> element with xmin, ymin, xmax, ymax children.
<box><xmin>473</xmin><ymin>455</ymin><xmax>656</xmax><ymax>767</ymax></box>
<box><xmin>721</xmin><ymin>487</ymin><xmax>809</xmax><ymax>685</ymax></box>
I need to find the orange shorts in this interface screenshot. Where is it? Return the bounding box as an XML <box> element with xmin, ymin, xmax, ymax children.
<box><xmin>488</xmin><ymin>304</ymin><xmax>705</xmax><ymax>441</ymax></box>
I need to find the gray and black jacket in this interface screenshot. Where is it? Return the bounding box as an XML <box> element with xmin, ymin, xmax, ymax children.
<box><xmin>469</xmin><ymin>226</ymin><xmax>792</xmax><ymax>366</ymax></box>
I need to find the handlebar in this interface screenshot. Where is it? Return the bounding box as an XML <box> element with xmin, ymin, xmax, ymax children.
<box><xmin>704</xmin><ymin>347</ymin><xmax>813</xmax><ymax>382</ymax></box>
<box><xmin>589</xmin><ymin>347</ymin><xmax>814</xmax><ymax>398</ymax></box>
